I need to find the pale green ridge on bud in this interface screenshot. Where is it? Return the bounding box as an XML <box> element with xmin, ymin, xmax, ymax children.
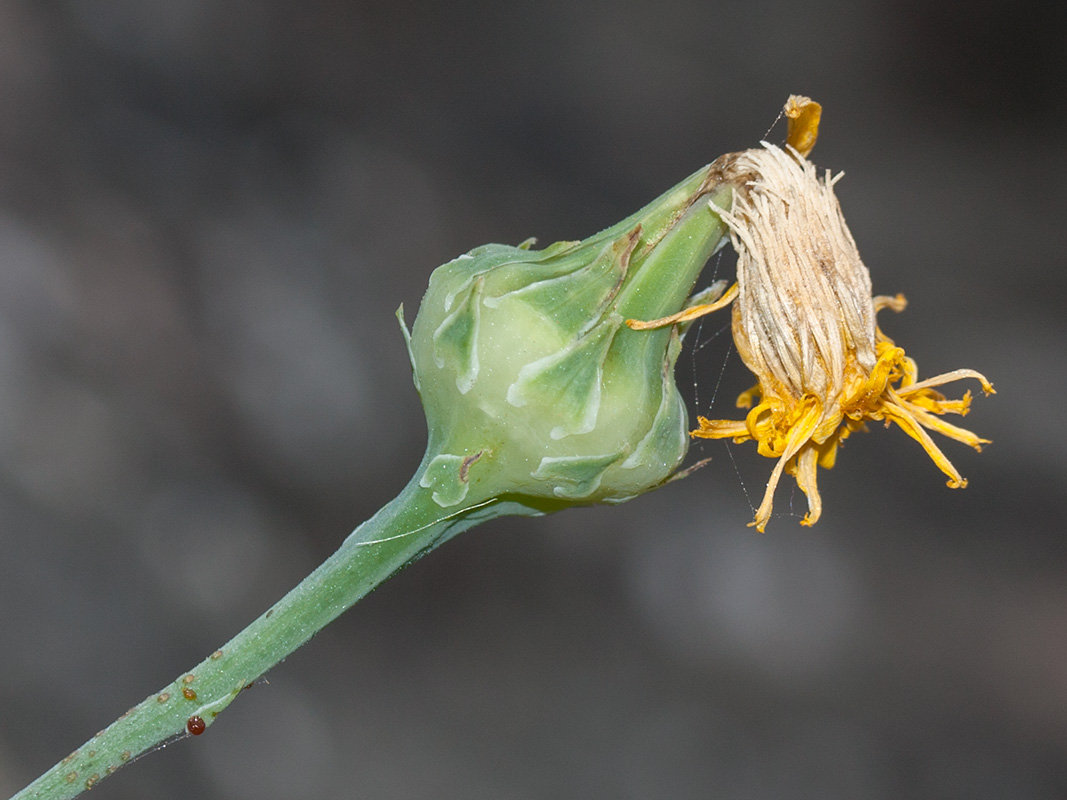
<box><xmin>406</xmin><ymin>158</ymin><xmax>735</xmax><ymax>510</ymax></box>
<box><xmin>431</xmin><ymin>276</ymin><xmax>483</xmax><ymax>393</ymax></box>
<box><xmin>506</xmin><ymin>313</ymin><xmax>623</xmax><ymax>439</ymax></box>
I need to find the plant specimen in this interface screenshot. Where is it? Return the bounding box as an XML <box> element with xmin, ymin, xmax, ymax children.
<box><xmin>9</xmin><ymin>97</ymin><xmax>990</xmax><ymax>800</ymax></box>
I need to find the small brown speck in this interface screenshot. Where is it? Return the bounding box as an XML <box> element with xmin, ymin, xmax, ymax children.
<box><xmin>85</xmin><ymin>773</ymin><xmax>99</xmax><ymax>789</ymax></box>
<box><xmin>157</xmin><ymin>692</ymin><xmax>170</xmax><ymax>703</ymax></box>
<box><xmin>183</xmin><ymin>674</ymin><xmax>196</xmax><ymax>684</ymax></box>
<box><xmin>120</xmin><ymin>751</ymin><xmax>131</xmax><ymax>762</ymax></box>
<box><xmin>182</xmin><ymin>687</ymin><xmax>198</xmax><ymax>701</ymax></box>
<box><xmin>62</xmin><ymin>751</ymin><xmax>78</xmax><ymax>765</ymax></box>
<box><xmin>459</xmin><ymin>450</ymin><xmax>484</xmax><ymax>482</ymax></box>
<box><xmin>265</xmin><ymin>609</ymin><xmax>274</xmax><ymax>618</ymax></box>
<box><xmin>65</xmin><ymin>772</ymin><xmax>78</xmax><ymax>783</ymax></box>
<box><xmin>106</xmin><ymin>766</ymin><xmax>117</xmax><ymax>775</ymax></box>
<box><xmin>87</xmin><ymin>750</ymin><xmax>96</xmax><ymax>758</ymax></box>
<box><xmin>94</xmin><ymin>730</ymin><xmax>105</xmax><ymax>738</ymax></box>
<box><xmin>186</xmin><ymin>715</ymin><xmax>206</xmax><ymax>736</ymax></box>
<box><xmin>210</xmin><ymin>650</ymin><xmax>223</xmax><ymax>660</ymax></box>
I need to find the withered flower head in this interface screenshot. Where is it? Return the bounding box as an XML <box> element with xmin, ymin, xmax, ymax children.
<box><xmin>635</xmin><ymin>97</ymin><xmax>994</xmax><ymax>531</ymax></box>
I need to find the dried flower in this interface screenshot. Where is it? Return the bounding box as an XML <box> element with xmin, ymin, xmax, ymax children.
<box><xmin>642</xmin><ymin>96</ymin><xmax>994</xmax><ymax>531</ymax></box>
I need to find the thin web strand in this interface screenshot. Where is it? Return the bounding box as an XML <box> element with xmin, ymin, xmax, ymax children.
<box><xmin>762</xmin><ymin>106</ymin><xmax>787</xmax><ymax>144</ymax></box>
<box><xmin>722</xmin><ymin>439</ymin><xmax>756</xmax><ymax>515</ymax></box>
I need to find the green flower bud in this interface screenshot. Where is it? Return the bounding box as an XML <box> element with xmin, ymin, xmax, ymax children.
<box><xmin>400</xmin><ymin>162</ymin><xmax>734</xmax><ymax>511</ymax></box>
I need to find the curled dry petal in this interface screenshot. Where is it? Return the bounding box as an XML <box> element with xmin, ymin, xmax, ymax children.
<box><xmin>638</xmin><ymin>96</ymin><xmax>993</xmax><ymax>530</ymax></box>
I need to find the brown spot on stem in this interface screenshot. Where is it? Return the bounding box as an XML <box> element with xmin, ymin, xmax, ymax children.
<box><xmin>85</xmin><ymin>773</ymin><xmax>99</xmax><ymax>789</ymax></box>
<box><xmin>120</xmin><ymin>751</ymin><xmax>132</xmax><ymax>762</ymax></box>
<box><xmin>182</xmin><ymin>687</ymin><xmax>198</xmax><ymax>701</ymax></box>
<box><xmin>157</xmin><ymin>692</ymin><xmax>170</xmax><ymax>703</ymax></box>
<box><xmin>459</xmin><ymin>450</ymin><xmax>483</xmax><ymax>482</ymax></box>
<box><xmin>65</xmin><ymin>772</ymin><xmax>78</xmax><ymax>783</ymax></box>
<box><xmin>210</xmin><ymin>650</ymin><xmax>223</xmax><ymax>660</ymax></box>
<box><xmin>62</xmin><ymin>751</ymin><xmax>78</xmax><ymax>765</ymax></box>
<box><xmin>183</xmin><ymin>674</ymin><xmax>196</xmax><ymax>684</ymax></box>
<box><xmin>186</xmin><ymin>716</ymin><xmax>206</xmax><ymax>735</ymax></box>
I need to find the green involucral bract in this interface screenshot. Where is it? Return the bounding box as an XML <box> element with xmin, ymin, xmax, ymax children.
<box><xmin>403</xmin><ymin>162</ymin><xmax>734</xmax><ymax>510</ymax></box>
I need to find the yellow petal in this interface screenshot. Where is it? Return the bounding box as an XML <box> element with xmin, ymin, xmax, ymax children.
<box><xmin>896</xmin><ymin>368</ymin><xmax>995</xmax><ymax>397</ymax></box>
<box><xmin>881</xmin><ymin>398</ymin><xmax>968</xmax><ymax>488</ymax></box>
<box><xmin>750</xmin><ymin>399</ymin><xmax>823</xmax><ymax>531</ymax></box>
<box><xmin>625</xmin><ymin>283</ymin><xmax>738</xmax><ymax>330</ymax></box>
<box><xmin>793</xmin><ymin>445</ymin><xmax>823</xmax><ymax>527</ymax></box>
<box><xmin>691</xmin><ymin>416</ymin><xmax>750</xmax><ymax>442</ymax></box>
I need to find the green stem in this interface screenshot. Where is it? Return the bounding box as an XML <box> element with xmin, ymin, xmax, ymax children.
<box><xmin>11</xmin><ymin>159</ymin><xmax>737</xmax><ymax>800</ymax></box>
<box><xmin>12</xmin><ymin>467</ymin><xmax>537</xmax><ymax>800</ymax></box>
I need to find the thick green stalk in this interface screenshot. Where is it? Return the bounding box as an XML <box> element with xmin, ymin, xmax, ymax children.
<box><xmin>11</xmin><ymin>473</ymin><xmax>540</xmax><ymax>800</ymax></box>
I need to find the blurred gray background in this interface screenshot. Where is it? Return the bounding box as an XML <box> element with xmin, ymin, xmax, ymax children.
<box><xmin>1</xmin><ymin>1</ymin><xmax>1065</xmax><ymax>798</ymax></box>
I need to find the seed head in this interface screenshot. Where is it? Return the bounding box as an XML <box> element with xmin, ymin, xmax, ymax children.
<box><xmin>649</xmin><ymin>96</ymin><xmax>994</xmax><ymax>530</ymax></box>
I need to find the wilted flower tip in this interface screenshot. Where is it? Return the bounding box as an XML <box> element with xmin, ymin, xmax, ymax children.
<box><xmin>657</xmin><ymin>96</ymin><xmax>994</xmax><ymax>531</ymax></box>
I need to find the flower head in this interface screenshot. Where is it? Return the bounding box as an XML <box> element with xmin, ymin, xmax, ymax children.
<box><xmin>651</xmin><ymin>96</ymin><xmax>994</xmax><ymax>531</ymax></box>
<box><xmin>404</xmin><ymin>162</ymin><xmax>735</xmax><ymax>512</ymax></box>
